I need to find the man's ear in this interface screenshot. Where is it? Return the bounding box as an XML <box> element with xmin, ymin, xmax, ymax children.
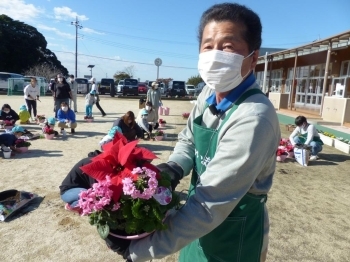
<box><xmin>250</xmin><ymin>50</ymin><xmax>260</xmax><ymax>71</ymax></box>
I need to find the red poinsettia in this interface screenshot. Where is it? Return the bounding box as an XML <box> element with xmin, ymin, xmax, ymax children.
<box><xmin>276</xmin><ymin>148</ymin><xmax>288</xmax><ymax>156</ymax></box>
<box><xmin>80</xmin><ymin>132</ymin><xmax>159</xmax><ymax>203</ymax></box>
<box><xmin>3</xmin><ymin>120</ymin><xmax>13</xmax><ymax>126</ymax></box>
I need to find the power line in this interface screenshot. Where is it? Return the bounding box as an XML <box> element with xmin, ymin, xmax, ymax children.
<box><xmin>51</xmin><ymin>50</ymin><xmax>197</xmax><ymax>70</ymax></box>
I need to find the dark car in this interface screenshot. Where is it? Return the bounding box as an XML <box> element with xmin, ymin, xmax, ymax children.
<box><xmin>122</xmin><ymin>79</ymin><xmax>139</xmax><ymax>96</ymax></box>
<box><xmin>138</xmin><ymin>83</ymin><xmax>148</xmax><ymax>95</ymax></box>
<box><xmin>98</xmin><ymin>78</ymin><xmax>115</xmax><ymax>97</ymax></box>
<box><xmin>167</xmin><ymin>80</ymin><xmax>186</xmax><ymax>97</ymax></box>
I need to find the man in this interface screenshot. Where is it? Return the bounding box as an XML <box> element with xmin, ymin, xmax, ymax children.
<box><xmin>104</xmin><ymin>3</ymin><xmax>280</xmax><ymax>262</ymax></box>
<box><xmin>289</xmin><ymin>115</ymin><xmax>323</xmax><ymax>160</ymax></box>
<box><xmin>68</xmin><ymin>74</ymin><xmax>78</xmax><ymax>112</ymax></box>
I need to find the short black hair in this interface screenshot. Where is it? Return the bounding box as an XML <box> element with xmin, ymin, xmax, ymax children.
<box><xmin>2</xmin><ymin>104</ymin><xmax>11</xmax><ymax>110</ymax></box>
<box><xmin>295</xmin><ymin>116</ymin><xmax>307</xmax><ymax>126</ymax></box>
<box><xmin>69</xmin><ymin>74</ymin><xmax>75</xmax><ymax>78</ymax></box>
<box><xmin>146</xmin><ymin>101</ymin><xmax>153</xmax><ymax>106</ymax></box>
<box><xmin>198</xmin><ymin>2</ymin><xmax>262</xmax><ymax>52</ymax></box>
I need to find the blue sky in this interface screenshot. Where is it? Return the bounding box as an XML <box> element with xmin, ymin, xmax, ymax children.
<box><xmin>1</xmin><ymin>0</ymin><xmax>349</xmax><ymax>82</ymax></box>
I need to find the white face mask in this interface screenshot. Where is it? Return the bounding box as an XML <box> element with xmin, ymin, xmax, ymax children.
<box><xmin>198</xmin><ymin>50</ymin><xmax>254</xmax><ymax>93</ymax></box>
<box><xmin>61</xmin><ymin>107</ymin><xmax>68</xmax><ymax>111</ymax></box>
<box><xmin>58</xmin><ymin>77</ymin><xmax>63</xmax><ymax>82</ymax></box>
<box><xmin>145</xmin><ymin>106</ymin><xmax>151</xmax><ymax>110</ymax></box>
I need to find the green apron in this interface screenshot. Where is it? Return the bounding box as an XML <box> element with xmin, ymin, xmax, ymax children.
<box><xmin>298</xmin><ymin>132</ymin><xmax>324</xmax><ymax>145</ymax></box>
<box><xmin>179</xmin><ymin>89</ymin><xmax>267</xmax><ymax>262</ymax></box>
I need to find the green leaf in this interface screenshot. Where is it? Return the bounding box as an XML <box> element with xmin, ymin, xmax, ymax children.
<box><xmin>97</xmin><ymin>224</ymin><xmax>110</xmax><ymax>239</ymax></box>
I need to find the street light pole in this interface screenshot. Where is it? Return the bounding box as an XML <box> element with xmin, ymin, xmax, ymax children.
<box><xmin>71</xmin><ymin>17</ymin><xmax>82</xmax><ymax>77</ymax></box>
<box><xmin>88</xmin><ymin>65</ymin><xmax>95</xmax><ymax>78</ymax></box>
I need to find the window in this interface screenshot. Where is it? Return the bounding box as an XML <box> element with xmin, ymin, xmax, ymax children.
<box><xmin>341</xmin><ymin>61</ymin><xmax>349</xmax><ymax>76</ymax></box>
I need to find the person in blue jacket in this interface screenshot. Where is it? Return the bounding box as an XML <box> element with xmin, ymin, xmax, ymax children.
<box><xmin>0</xmin><ymin>126</ymin><xmax>25</xmax><ymax>153</ymax></box>
<box><xmin>57</xmin><ymin>101</ymin><xmax>77</xmax><ymax>135</ymax></box>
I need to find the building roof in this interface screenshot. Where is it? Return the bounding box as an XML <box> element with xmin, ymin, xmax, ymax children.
<box><xmin>257</xmin><ymin>30</ymin><xmax>350</xmax><ymax>64</ymax></box>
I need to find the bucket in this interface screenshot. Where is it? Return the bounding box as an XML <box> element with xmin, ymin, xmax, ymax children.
<box><xmin>163</xmin><ymin>107</ymin><xmax>170</xmax><ymax>115</ymax></box>
<box><xmin>3</xmin><ymin>150</ymin><xmax>11</xmax><ymax>159</ymax></box>
<box><xmin>45</xmin><ymin>133</ymin><xmax>55</xmax><ymax>140</ymax></box>
<box><xmin>158</xmin><ymin>107</ymin><xmax>164</xmax><ymax>116</ymax></box>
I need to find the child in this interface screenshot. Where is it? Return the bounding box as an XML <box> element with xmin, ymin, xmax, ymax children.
<box><xmin>42</xmin><ymin>117</ymin><xmax>59</xmax><ymax>136</ymax></box>
<box><xmin>57</xmin><ymin>102</ymin><xmax>77</xmax><ymax>135</ymax></box>
<box><xmin>0</xmin><ymin>104</ymin><xmax>19</xmax><ymax>125</ymax></box>
<box><xmin>136</xmin><ymin>108</ymin><xmax>151</xmax><ymax>139</ymax></box>
<box><xmin>18</xmin><ymin>105</ymin><xmax>31</xmax><ymax>124</ymax></box>
<box><xmin>85</xmin><ymin>90</ymin><xmax>96</xmax><ymax>119</ymax></box>
<box><xmin>289</xmin><ymin>115</ymin><xmax>324</xmax><ymax>161</ymax></box>
<box><xmin>0</xmin><ymin>126</ymin><xmax>25</xmax><ymax>153</ymax></box>
<box><xmin>99</xmin><ymin>126</ymin><xmax>122</xmax><ymax>149</ymax></box>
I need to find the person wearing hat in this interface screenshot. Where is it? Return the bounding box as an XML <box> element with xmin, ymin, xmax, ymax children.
<box><xmin>0</xmin><ymin>104</ymin><xmax>19</xmax><ymax>125</ymax></box>
<box><xmin>85</xmin><ymin>89</ymin><xmax>96</xmax><ymax>118</ymax></box>
<box><xmin>89</xmin><ymin>77</ymin><xmax>106</xmax><ymax>117</ymax></box>
<box><xmin>53</xmin><ymin>74</ymin><xmax>73</xmax><ymax>118</ymax></box>
<box><xmin>146</xmin><ymin>82</ymin><xmax>162</xmax><ymax>122</ymax></box>
<box><xmin>18</xmin><ymin>105</ymin><xmax>31</xmax><ymax>124</ymax></box>
<box><xmin>41</xmin><ymin>117</ymin><xmax>59</xmax><ymax>136</ymax></box>
<box><xmin>0</xmin><ymin>126</ymin><xmax>25</xmax><ymax>153</ymax></box>
<box><xmin>136</xmin><ymin>108</ymin><xmax>151</xmax><ymax>139</ymax></box>
<box><xmin>57</xmin><ymin>101</ymin><xmax>77</xmax><ymax>135</ymax></box>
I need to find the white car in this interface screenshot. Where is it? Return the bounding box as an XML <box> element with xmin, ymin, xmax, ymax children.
<box><xmin>186</xmin><ymin>85</ymin><xmax>196</xmax><ymax>96</ymax></box>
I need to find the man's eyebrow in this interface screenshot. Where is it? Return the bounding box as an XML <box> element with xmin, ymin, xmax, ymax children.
<box><xmin>201</xmin><ymin>35</ymin><xmax>242</xmax><ymax>44</ymax></box>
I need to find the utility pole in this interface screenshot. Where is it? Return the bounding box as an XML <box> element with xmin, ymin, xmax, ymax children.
<box><xmin>71</xmin><ymin>17</ymin><xmax>82</xmax><ymax>78</ymax></box>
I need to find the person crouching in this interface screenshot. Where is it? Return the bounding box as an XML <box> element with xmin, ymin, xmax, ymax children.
<box><xmin>19</xmin><ymin>105</ymin><xmax>31</xmax><ymax>124</ymax></box>
<box><xmin>57</xmin><ymin>102</ymin><xmax>77</xmax><ymax>135</ymax></box>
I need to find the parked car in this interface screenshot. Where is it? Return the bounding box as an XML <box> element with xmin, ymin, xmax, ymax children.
<box><xmin>167</xmin><ymin>80</ymin><xmax>186</xmax><ymax>97</ymax></box>
<box><xmin>117</xmin><ymin>80</ymin><xmax>124</xmax><ymax>93</ymax></box>
<box><xmin>121</xmin><ymin>79</ymin><xmax>139</xmax><ymax>96</ymax></box>
<box><xmin>186</xmin><ymin>84</ymin><xmax>196</xmax><ymax>96</ymax></box>
<box><xmin>0</xmin><ymin>72</ymin><xmax>24</xmax><ymax>92</ymax></box>
<box><xmin>75</xmin><ymin>78</ymin><xmax>89</xmax><ymax>94</ymax></box>
<box><xmin>138</xmin><ymin>82</ymin><xmax>148</xmax><ymax>95</ymax></box>
<box><xmin>98</xmin><ymin>78</ymin><xmax>115</xmax><ymax>97</ymax></box>
<box><xmin>195</xmin><ymin>82</ymin><xmax>206</xmax><ymax>94</ymax></box>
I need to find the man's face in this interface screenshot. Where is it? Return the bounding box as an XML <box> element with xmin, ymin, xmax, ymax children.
<box><xmin>14</xmin><ymin>132</ymin><xmax>23</xmax><ymax>139</ymax></box>
<box><xmin>200</xmin><ymin>21</ymin><xmax>259</xmax><ymax>79</ymax></box>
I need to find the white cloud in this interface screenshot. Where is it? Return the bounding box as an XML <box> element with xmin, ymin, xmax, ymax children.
<box><xmin>82</xmin><ymin>27</ymin><xmax>104</xmax><ymax>35</ymax></box>
<box><xmin>37</xmin><ymin>24</ymin><xmax>75</xmax><ymax>39</ymax></box>
<box><xmin>0</xmin><ymin>0</ymin><xmax>43</xmax><ymax>21</ymax></box>
<box><xmin>53</xmin><ymin>6</ymin><xmax>88</xmax><ymax>21</ymax></box>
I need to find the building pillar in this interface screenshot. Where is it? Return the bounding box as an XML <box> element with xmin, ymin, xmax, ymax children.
<box><xmin>320</xmin><ymin>42</ymin><xmax>332</xmax><ymax>116</ymax></box>
<box><xmin>262</xmin><ymin>52</ymin><xmax>268</xmax><ymax>93</ymax></box>
<box><xmin>289</xmin><ymin>50</ymin><xmax>298</xmax><ymax>110</ymax></box>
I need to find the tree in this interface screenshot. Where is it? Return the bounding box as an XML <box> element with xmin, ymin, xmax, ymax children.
<box><xmin>113</xmin><ymin>72</ymin><xmax>131</xmax><ymax>83</ymax></box>
<box><xmin>187</xmin><ymin>74</ymin><xmax>203</xmax><ymax>87</ymax></box>
<box><xmin>124</xmin><ymin>65</ymin><xmax>135</xmax><ymax>78</ymax></box>
<box><xmin>0</xmin><ymin>15</ymin><xmax>68</xmax><ymax>75</ymax></box>
<box><xmin>23</xmin><ymin>63</ymin><xmax>61</xmax><ymax>80</ymax></box>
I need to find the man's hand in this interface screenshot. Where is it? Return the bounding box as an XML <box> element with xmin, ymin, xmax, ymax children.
<box><xmin>104</xmin><ymin>233</ymin><xmax>131</xmax><ymax>259</ymax></box>
<box><xmin>157</xmin><ymin>162</ymin><xmax>184</xmax><ymax>191</ymax></box>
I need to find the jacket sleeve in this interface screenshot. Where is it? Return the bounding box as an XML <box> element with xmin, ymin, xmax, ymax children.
<box><xmin>11</xmin><ymin>110</ymin><xmax>19</xmax><ymax>122</ymax></box>
<box><xmin>69</xmin><ymin>110</ymin><xmax>76</xmax><ymax>122</ymax></box>
<box><xmin>289</xmin><ymin>127</ymin><xmax>299</xmax><ymax>145</ymax></box>
<box><xmin>57</xmin><ymin>110</ymin><xmax>66</xmax><ymax>122</ymax></box>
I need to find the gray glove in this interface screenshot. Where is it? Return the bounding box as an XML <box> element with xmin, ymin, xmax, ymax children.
<box><xmin>157</xmin><ymin>162</ymin><xmax>183</xmax><ymax>191</ymax></box>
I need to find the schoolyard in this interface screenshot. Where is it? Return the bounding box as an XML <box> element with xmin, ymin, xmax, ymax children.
<box><xmin>0</xmin><ymin>95</ymin><xmax>349</xmax><ymax>262</ymax></box>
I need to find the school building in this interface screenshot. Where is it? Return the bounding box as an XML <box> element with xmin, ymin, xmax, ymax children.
<box><xmin>255</xmin><ymin>30</ymin><xmax>350</xmax><ymax>126</ymax></box>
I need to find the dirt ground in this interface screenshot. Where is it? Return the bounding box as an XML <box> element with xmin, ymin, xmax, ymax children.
<box><xmin>0</xmin><ymin>95</ymin><xmax>349</xmax><ymax>262</ymax></box>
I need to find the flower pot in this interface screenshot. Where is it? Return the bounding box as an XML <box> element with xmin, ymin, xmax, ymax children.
<box><xmin>319</xmin><ymin>134</ymin><xmax>334</xmax><ymax>147</ymax></box>
<box><xmin>4</xmin><ymin>126</ymin><xmax>13</xmax><ymax>131</ymax></box>
<box><xmin>163</xmin><ymin>107</ymin><xmax>170</xmax><ymax>115</ymax></box>
<box><xmin>287</xmin><ymin>151</ymin><xmax>294</xmax><ymax>158</ymax></box>
<box><xmin>86</xmin><ymin>118</ymin><xmax>93</xmax><ymax>122</ymax></box>
<box><xmin>158</xmin><ymin>107</ymin><xmax>164</xmax><ymax>116</ymax></box>
<box><xmin>334</xmin><ymin>139</ymin><xmax>350</xmax><ymax>154</ymax></box>
<box><xmin>17</xmin><ymin>147</ymin><xmax>29</xmax><ymax>153</ymax></box>
<box><xmin>155</xmin><ymin>135</ymin><xmax>163</xmax><ymax>141</ymax></box>
<box><xmin>109</xmin><ymin>231</ymin><xmax>153</xmax><ymax>240</ymax></box>
<box><xmin>45</xmin><ymin>133</ymin><xmax>55</xmax><ymax>140</ymax></box>
<box><xmin>159</xmin><ymin>123</ymin><xmax>165</xmax><ymax>128</ymax></box>
<box><xmin>3</xmin><ymin>150</ymin><xmax>11</xmax><ymax>159</ymax></box>
<box><xmin>37</xmin><ymin>119</ymin><xmax>45</xmax><ymax>124</ymax></box>
<box><xmin>276</xmin><ymin>154</ymin><xmax>287</xmax><ymax>162</ymax></box>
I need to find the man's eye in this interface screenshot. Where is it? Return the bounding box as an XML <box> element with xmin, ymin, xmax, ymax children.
<box><xmin>223</xmin><ymin>45</ymin><xmax>234</xmax><ymax>50</ymax></box>
<box><xmin>202</xmin><ymin>44</ymin><xmax>212</xmax><ymax>51</ymax></box>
